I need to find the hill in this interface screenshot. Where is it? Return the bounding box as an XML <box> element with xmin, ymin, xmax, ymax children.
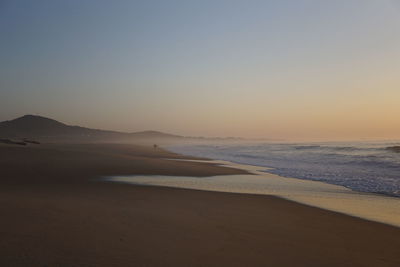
<box><xmin>0</xmin><ymin>115</ymin><xmax>181</xmax><ymax>143</ymax></box>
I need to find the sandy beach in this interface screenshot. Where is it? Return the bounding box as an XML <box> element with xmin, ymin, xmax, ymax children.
<box><xmin>1</xmin><ymin>143</ymin><xmax>400</xmax><ymax>267</ymax></box>
<box><xmin>3</xmin><ymin>1</ymin><xmax>400</xmax><ymax>266</ymax></box>
<box><xmin>110</xmin><ymin>159</ymin><xmax>400</xmax><ymax>227</ymax></box>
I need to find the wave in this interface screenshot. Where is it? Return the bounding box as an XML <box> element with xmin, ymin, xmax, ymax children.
<box><xmin>292</xmin><ymin>145</ymin><xmax>374</xmax><ymax>152</ymax></box>
<box><xmin>386</xmin><ymin>146</ymin><xmax>400</xmax><ymax>153</ymax></box>
<box><xmin>293</xmin><ymin>145</ymin><xmax>321</xmax><ymax>150</ymax></box>
<box><xmin>168</xmin><ymin>142</ymin><xmax>400</xmax><ymax>197</ymax></box>
<box><xmin>330</xmin><ymin>146</ymin><xmax>358</xmax><ymax>151</ymax></box>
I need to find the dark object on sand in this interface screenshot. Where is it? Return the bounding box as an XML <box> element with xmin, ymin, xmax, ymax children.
<box><xmin>153</xmin><ymin>144</ymin><xmax>158</xmax><ymax>149</ymax></box>
<box><xmin>0</xmin><ymin>138</ymin><xmax>27</xmax><ymax>146</ymax></box>
<box><xmin>386</xmin><ymin>146</ymin><xmax>400</xmax><ymax>153</ymax></box>
<box><xmin>23</xmin><ymin>138</ymin><xmax>40</xmax><ymax>144</ymax></box>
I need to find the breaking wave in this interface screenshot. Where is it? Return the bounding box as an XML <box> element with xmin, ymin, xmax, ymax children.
<box><xmin>169</xmin><ymin>141</ymin><xmax>400</xmax><ymax>197</ymax></box>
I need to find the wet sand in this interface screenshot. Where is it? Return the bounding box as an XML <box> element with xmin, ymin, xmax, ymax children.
<box><xmin>109</xmin><ymin>160</ymin><xmax>400</xmax><ymax>227</ymax></box>
<box><xmin>1</xmin><ymin>143</ymin><xmax>400</xmax><ymax>266</ymax></box>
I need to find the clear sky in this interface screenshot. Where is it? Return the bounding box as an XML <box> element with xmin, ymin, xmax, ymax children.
<box><xmin>1</xmin><ymin>0</ymin><xmax>400</xmax><ymax>140</ymax></box>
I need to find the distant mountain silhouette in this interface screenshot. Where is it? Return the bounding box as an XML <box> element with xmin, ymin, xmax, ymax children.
<box><xmin>0</xmin><ymin>115</ymin><xmax>181</xmax><ymax>142</ymax></box>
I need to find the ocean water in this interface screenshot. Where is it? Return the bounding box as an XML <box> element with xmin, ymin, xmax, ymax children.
<box><xmin>168</xmin><ymin>141</ymin><xmax>400</xmax><ymax>197</ymax></box>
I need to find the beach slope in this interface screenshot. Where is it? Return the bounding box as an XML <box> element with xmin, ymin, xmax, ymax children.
<box><xmin>1</xmin><ymin>143</ymin><xmax>400</xmax><ymax>266</ymax></box>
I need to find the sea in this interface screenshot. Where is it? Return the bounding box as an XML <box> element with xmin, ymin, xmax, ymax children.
<box><xmin>168</xmin><ymin>141</ymin><xmax>400</xmax><ymax>197</ymax></box>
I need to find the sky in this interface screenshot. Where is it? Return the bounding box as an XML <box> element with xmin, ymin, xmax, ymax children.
<box><xmin>1</xmin><ymin>0</ymin><xmax>400</xmax><ymax>140</ymax></box>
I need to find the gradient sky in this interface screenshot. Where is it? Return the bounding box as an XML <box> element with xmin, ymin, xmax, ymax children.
<box><xmin>1</xmin><ymin>0</ymin><xmax>400</xmax><ymax>140</ymax></box>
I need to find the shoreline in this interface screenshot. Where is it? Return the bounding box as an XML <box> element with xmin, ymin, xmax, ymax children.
<box><xmin>166</xmin><ymin>142</ymin><xmax>400</xmax><ymax>198</ymax></box>
<box><xmin>108</xmin><ymin>156</ymin><xmax>400</xmax><ymax>228</ymax></box>
<box><xmin>2</xmin><ymin>143</ymin><xmax>400</xmax><ymax>266</ymax></box>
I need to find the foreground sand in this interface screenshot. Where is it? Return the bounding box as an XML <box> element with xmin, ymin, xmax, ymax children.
<box><xmin>1</xmin><ymin>143</ymin><xmax>400</xmax><ymax>266</ymax></box>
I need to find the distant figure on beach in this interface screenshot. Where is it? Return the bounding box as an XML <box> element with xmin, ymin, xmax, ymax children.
<box><xmin>153</xmin><ymin>144</ymin><xmax>158</xmax><ymax>149</ymax></box>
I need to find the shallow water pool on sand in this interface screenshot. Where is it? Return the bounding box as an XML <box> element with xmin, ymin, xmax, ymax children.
<box><xmin>105</xmin><ymin>160</ymin><xmax>400</xmax><ymax>228</ymax></box>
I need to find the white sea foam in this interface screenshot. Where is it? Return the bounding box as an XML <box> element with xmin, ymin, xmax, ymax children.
<box><xmin>168</xmin><ymin>142</ymin><xmax>400</xmax><ymax>197</ymax></box>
